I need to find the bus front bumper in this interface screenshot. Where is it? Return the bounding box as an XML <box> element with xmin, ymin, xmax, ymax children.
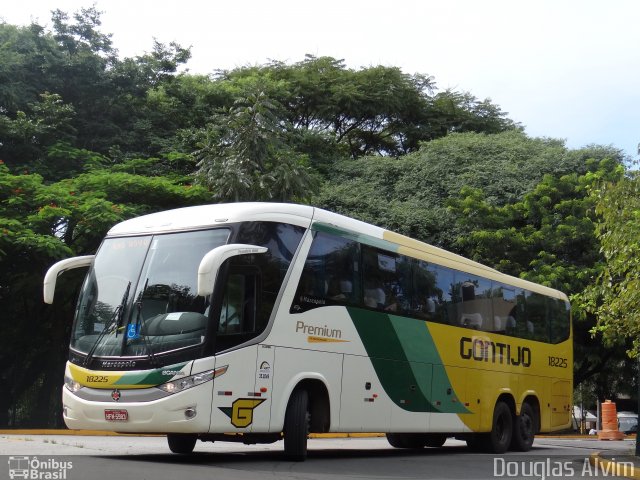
<box><xmin>62</xmin><ymin>383</ymin><xmax>213</xmax><ymax>433</ymax></box>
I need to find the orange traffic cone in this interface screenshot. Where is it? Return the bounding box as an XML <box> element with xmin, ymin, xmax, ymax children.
<box><xmin>597</xmin><ymin>400</ymin><xmax>625</xmax><ymax>440</ymax></box>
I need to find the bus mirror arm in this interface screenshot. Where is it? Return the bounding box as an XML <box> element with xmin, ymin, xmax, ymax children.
<box><xmin>43</xmin><ymin>255</ymin><xmax>95</xmax><ymax>304</ymax></box>
<box><xmin>197</xmin><ymin>244</ymin><xmax>268</xmax><ymax>297</ymax></box>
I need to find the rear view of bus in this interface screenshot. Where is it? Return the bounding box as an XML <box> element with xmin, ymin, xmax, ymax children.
<box><xmin>44</xmin><ymin>202</ymin><xmax>572</xmax><ymax>460</ymax></box>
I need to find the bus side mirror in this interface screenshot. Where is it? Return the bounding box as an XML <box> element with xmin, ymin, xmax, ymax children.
<box><xmin>197</xmin><ymin>244</ymin><xmax>268</xmax><ymax>297</ymax></box>
<box><xmin>43</xmin><ymin>255</ymin><xmax>95</xmax><ymax>304</ymax></box>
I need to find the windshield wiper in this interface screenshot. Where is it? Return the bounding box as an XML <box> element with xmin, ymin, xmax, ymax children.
<box><xmin>84</xmin><ymin>281</ymin><xmax>131</xmax><ymax>367</ymax></box>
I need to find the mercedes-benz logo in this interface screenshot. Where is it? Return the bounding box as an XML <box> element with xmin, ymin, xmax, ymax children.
<box><xmin>111</xmin><ymin>389</ymin><xmax>121</xmax><ymax>402</ymax></box>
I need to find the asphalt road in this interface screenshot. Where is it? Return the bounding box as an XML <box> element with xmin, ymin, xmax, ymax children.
<box><xmin>0</xmin><ymin>435</ymin><xmax>636</xmax><ymax>480</ymax></box>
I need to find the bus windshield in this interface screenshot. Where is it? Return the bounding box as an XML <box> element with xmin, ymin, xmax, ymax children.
<box><xmin>71</xmin><ymin>229</ymin><xmax>230</xmax><ymax>359</ymax></box>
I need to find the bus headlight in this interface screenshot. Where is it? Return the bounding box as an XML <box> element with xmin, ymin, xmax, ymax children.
<box><xmin>64</xmin><ymin>375</ymin><xmax>82</xmax><ymax>393</ymax></box>
<box><xmin>158</xmin><ymin>366</ymin><xmax>227</xmax><ymax>394</ymax></box>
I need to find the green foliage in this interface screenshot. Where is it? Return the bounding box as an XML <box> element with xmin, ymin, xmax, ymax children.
<box><xmin>0</xmin><ymin>162</ymin><xmax>209</xmax><ymax>427</ymax></box>
<box><xmin>578</xmin><ymin>172</ymin><xmax>640</xmax><ymax>357</ymax></box>
<box><xmin>462</xmin><ymin>158</ymin><xmax>621</xmax><ymax>279</ymax></box>
<box><xmin>0</xmin><ymin>93</ymin><xmax>77</xmax><ymax>176</ymax></box>
<box><xmin>194</xmin><ymin>88</ymin><xmax>318</xmax><ymax>202</ymax></box>
<box><xmin>447</xmin><ymin>158</ymin><xmax>627</xmax><ymax>389</ymax></box>
<box><xmin>0</xmin><ymin>22</ymin><xmax>63</xmax><ymax>113</ymax></box>
<box><xmin>315</xmin><ymin>132</ymin><xmax>623</xmax><ymax>247</ymax></box>
<box><xmin>216</xmin><ymin>55</ymin><xmax>518</xmax><ymax>160</ymax></box>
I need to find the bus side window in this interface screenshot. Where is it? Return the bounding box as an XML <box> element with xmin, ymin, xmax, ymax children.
<box><xmin>549</xmin><ymin>298</ymin><xmax>570</xmax><ymax>343</ymax></box>
<box><xmin>432</xmin><ymin>265</ymin><xmax>456</xmax><ymax>324</ymax></box>
<box><xmin>412</xmin><ymin>260</ymin><xmax>437</xmax><ymax>321</ymax></box>
<box><xmin>214</xmin><ymin>222</ymin><xmax>304</xmax><ymax>352</ymax></box>
<box><xmin>454</xmin><ymin>273</ymin><xmax>493</xmax><ymax>331</ymax></box>
<box><xmin>219</xmin><ymin>272</ymin><xmax>252</xmax><ymax>334</ymax></box>
<box><xmin>291</xmin><ymin>232</ymin><xmax>359</xmax><ymax>314</ymax></box>
<box><xmin>361</xmin><ymin>246</ymin><xmax>412</xmax><ymax>314</ymax></box>
<box><xmin>524</xmin><ymin>291</ymin><xmax>549</xmax><ymax>342</ymax></box>
<box><xmin>491</xmin><ymin>284</ymin><xmax>517</xmax><ymax>333</ymax></box>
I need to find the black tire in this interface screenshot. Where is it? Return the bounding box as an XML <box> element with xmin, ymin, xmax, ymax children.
<box><xmin>488</xmin><ymin>401</ymin><xmax>513</xmax><ymax>454</ymax></box>
<box><xmin>424</xmin><ymin>434</ymin><xmax>447</xmax><ymax>448</ymax></box>
<box><xmin>386</xmin><ymin>433</ymin><xmax>425</xmax><ymax>449</ymax></box>
<box><xmin>167</xmin><ymin>434</ymin><xmax>197</xmax><ymax>454</ymax></box>
<box><xmin>284</xmin><ymin>389</ymin><xmax>310</xmax><ymax>461</ymax></box>
<box><xmin>511</xmin><ymin>402</ymin><xmax>536</xmax><ymax>452</ymax></box>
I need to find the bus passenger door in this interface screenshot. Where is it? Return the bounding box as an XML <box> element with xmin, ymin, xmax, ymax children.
<box><xmin>210</xmin><ymin>266</ymin><xmax>269</xmax><ymax>433</ymax></box>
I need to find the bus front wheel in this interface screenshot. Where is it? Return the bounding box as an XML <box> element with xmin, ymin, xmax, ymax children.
<box><xmin>424</xmin><ymin>434</ymin><xmax>447</xmax><ymax>448</ymax></box>
<box><xmin>167</xmin><ymin>433</ymin><xmax>197</xmax><ymax>454</ymax></box>
<box><xmin>386</xmin><ymin>433</ymin><xmax>425</xmax><ymax>449</ymax></box>
<box><xmin>284</xmin><ymin>389</ymin><xmax>310</xmax><ymax>461</ymax></box>
<box><xmin>511</xmin><ymin>402</ymin><xmax>536</xmax><ymax>451</ymax></box>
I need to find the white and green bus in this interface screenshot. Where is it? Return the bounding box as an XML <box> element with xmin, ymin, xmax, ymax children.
<box><xmin>43</xmin><ymin>203</ymin><xmax>572</xmax><ymax>459</ymax></box>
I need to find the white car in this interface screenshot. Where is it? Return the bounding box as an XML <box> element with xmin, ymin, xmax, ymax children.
<box><xmin>617</xmin><ymin>411</ymin><xmax>638</xmax><ymax>434</ymax></box>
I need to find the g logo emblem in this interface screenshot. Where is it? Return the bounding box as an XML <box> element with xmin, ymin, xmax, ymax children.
<box><xmin>230</xmin><ymin>398</ymin><xmax>265</xmax><ymax>428</ymax></box>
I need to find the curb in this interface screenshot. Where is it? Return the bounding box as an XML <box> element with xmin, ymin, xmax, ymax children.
<box><xmin>590</xmin><ymin>452</ymin><xmax>640</xmax><ymax>480</ymax></box>
<box><xmin>0</xmin><ymin>429</ymin><xmax>384</xmax><ymax>439</ymax></box>
<box><xmin>0</xmin><ymin>430</ymin><xmax>158</xmax><ymax>437</ymax></box>
<box><xmin>0</xmin><ymin>430</ymin><xmax>630</xmax><ymax>439</ymax></box>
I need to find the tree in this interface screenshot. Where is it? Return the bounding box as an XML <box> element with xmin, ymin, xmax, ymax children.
<box><xmin>315</xmin><ymin>131</ymin><xmax>624</xmax><ymax>247</ymax></box>
<box><xmin>0</xmin><ymin>93</ymin><xmax>79</xmax><ymax>178</ymax></box>
<box><xmin>580</xmin><ymin>172</ymin><xmax>640</xmax><ymax>357</ymax></box>
<box><xmin>193</xmin><ymin>88</ymin><xmax>318</xmax><ymax>202</ymax></box>
<box><xmin>0</xmin><ymin>164</ymin><xmax>210</xmax><ymax>427</ymax></box>
<box><xmin>217</xmin><ymin>56</ymin><xmax>518</xmax><ymax>159</ymax></box>
<box><xmin>0</xmin><ymin>22</ymin><xmax>63</xmax><ymax>113</ymax></box>
<box><xmin>448</xmin><ymin>158</ymin><xmax>631</xmax><ymax>395</ymax></box>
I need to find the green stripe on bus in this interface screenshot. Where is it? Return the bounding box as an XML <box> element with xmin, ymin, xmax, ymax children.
<box><xmin>113</xmin><ymin>362</ymin><xmax>189</xmax><ymax>387</ymax></box>
<box><xmin>348</xmin><ymin>307</ymin><xmax>468</xmax><ymax>414</ymax></box>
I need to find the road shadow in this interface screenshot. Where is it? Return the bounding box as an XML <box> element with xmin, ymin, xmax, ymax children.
<box><xmin>96</xmin><ymin>443</ymin><xmax>562</xmax><ymax>465</ymax></box>
<box><xmin>76</xmin><ymin>444</ymin><xmax>599</xmax><ymax>480</ymax></box>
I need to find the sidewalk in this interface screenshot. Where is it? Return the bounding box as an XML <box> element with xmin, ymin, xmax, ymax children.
<box><xmin>591</xmin><ymin>450</ymin><xmax>640</xmax><ymax>479</ymax></box>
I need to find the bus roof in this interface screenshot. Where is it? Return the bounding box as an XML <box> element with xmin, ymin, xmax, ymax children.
<box><xmin>107</xmin><ymin>202</ymin><xmax>568</xmax><ymax>301</ymax></box>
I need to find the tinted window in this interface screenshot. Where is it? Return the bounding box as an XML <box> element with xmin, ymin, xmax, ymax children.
<box><xmin>549</xmin><ymin>298</ymin><xmax>571</xmax><ymax>343</ymax></box>
<box><xmin>491</xmin><ymin>283</ymin><xmax>520</xmax><ymax>334</ymax></box>
<box><xmin>525</xmin><ymin>291</ymin><xmax>549</xmax><ymax>342</ymax></box>
<box><xmin>454</xmin><ymin>273</ymin><xmax>493</xmax><ymax>330</ymax></box>
<box><xmin>216</xmin><ymin>222</ymin><xmax>304</xmax><ymax>352</ymax></box>
<box><xmin>291</xmin><ymin>231</ymin><xmax>360</xmax><ymax>313</ymax></box>
<box><xmin>289</xmin><ymin>231</ymin><xmax>569</xmax><ymax>345</ymax></box>
<box><xmin>413</xmin><ymin>262</ymin><xmax>455</xmax><ymax>324</ymax></box>
<box><xmin>362</xmin><ymin>246</ymin><xmax>410</xmax><ymax>313</ymax></box>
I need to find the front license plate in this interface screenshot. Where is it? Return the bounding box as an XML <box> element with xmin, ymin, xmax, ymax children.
<box><xmin>104</xmin><ymin>409</ymin><xmax>128</xmax><ymax>421</ymax></box>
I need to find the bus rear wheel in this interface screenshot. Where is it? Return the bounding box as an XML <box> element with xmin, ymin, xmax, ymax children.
<box><xmin>284</xmin><ymin>389</ymin><xmax>310</xmax><ymax>461</ymax></box>
<box><xmin>167</xmin><ymin>433</ymin><xmax>197</xmax><ymax>454</ymax></box>
<box><xmin>511</xmin><ymin>402</ymin><xmax>536</xmax><ymax>451</ymax></box>
<box><xmin>488</xmin><ymin>401</ymin><xmax>513</xmax><ymax>454</ymax></box>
